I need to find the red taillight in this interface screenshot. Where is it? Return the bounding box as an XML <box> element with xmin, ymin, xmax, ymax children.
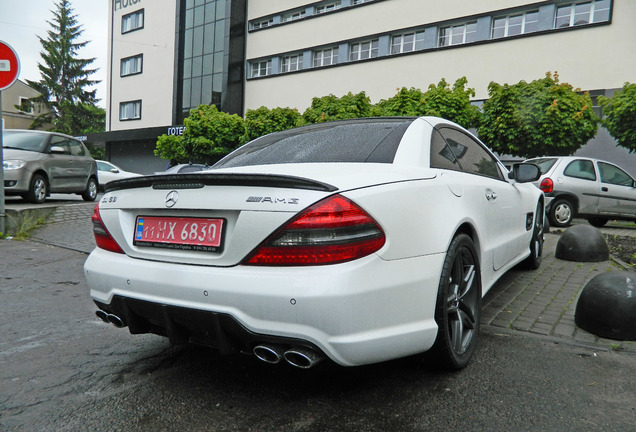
<box><xmin>91</xmin><ymin>203</ymin><xmax>124</xmax><ymax>254</ymax></box>
<box><xmin>244</xmin><ymin>194</ymin><xmax>386</xmax><ymax>266</ymax></box>
<box><xmin>540</xmin><ymin>178</ymin><xmax>554</xmax><ymax>193</ymax></box>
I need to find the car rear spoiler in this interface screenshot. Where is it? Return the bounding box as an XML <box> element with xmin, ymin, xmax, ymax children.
<box><xmin>104</xmin><ymin>173</ymin><xmax>338</xmax><ymax>193</ymax></box>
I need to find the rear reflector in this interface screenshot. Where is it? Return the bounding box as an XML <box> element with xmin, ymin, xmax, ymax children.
<box><xmin>244</xmin><ymin>194</ymin><xmax>385</xmax><ymax>266</ymax></box>
<box><xmin>92</xmin><ymin>203</ymin><xmax>124</xmax><ymax>254</ymax></box>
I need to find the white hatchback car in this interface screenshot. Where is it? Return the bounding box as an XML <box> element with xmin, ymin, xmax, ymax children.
<box><xmin>96</xmin><ymin>160</ymin><xmax>141</xmax><ymax>191</ymax></box>
<box><xmin>84</xmin><ymin>117</ymin><xmax>543</xmax><ymax>370</ymax></box>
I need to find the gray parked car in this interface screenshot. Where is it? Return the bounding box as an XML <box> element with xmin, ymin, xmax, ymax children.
<box><xmin>525</xmin><ymin>156</ymin><xmax>636</xmax><ymax>227</ymax></box>
<box><xmin>2</xmin><ymin>129</ymin><xmax>99</xmax><ymax>203</ymax></box>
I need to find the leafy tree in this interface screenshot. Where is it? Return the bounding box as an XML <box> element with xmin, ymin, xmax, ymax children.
<box><xmin>478</xmin><ymin>72</ymin><xmax>598</xmax><ymax>158</ymax></box>
<box><xmin>243</xmin><ymin>106</ymin><xmax>301</xmax><ymax>142</ymax></box>
<box><xmin>598</xmin><ymin>83</ymin><xmax>636</xmax><ymax>153</ymax></box>
<box><xmin>155</xmin><ymin>105</ymin><xmax>245</xmax><ymax>164</ymax></box>
<box><xmin>373</xmin><ymin>87</ymin><xmax>428</xmax><ymax>117</ymax></box>
<box><xmin>302</xmin><ymin>91</ymin><xmax>374</xmax><ymax>124</ymax></box>
<box><xmin>374</xmin><ymin>78</ymin><xmax>481</xmax><ymax>128</ymax></box>
<box><xmin>25</xmin><ymin>0</ymin><xmax>103</xmax><ymax>134</ymax></box>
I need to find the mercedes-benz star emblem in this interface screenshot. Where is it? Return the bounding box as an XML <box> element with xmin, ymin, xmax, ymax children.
<box><xmin>165</xmin><ymin>190</ymin><xmax>179</xmax><ymax>208</ymax></box>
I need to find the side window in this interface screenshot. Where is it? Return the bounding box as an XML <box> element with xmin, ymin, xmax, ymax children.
<box><xmin>430</xmin><ymin>129</ymin><xmax>462</xmax><ymax>172</ymax></box>
<box><xmin>435</xmin><ymin>127</ymin><xmax>504</xmax><ymax>180</ymax></box>
<box><xmin>49</xmin><ymin>136</ymin><xmax>70</xmax><ymax>154</ymax></box>
<box><xmin>68</xmin><ymin>139</ymin><xmax>86</xmax><ymax>156</ymax></box>
<box><xmin>599</xmin><ymin>162</ymin><xmax>634</xmax><ymax>186</ymax></box>
<box><xmin>563</xmin><ymin>160</ymin><xmax>596</xmax><ymax>180</ymax></box>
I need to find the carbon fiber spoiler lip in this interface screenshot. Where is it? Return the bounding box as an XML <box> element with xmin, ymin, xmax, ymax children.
<box><xmin>104</xmin><ymin>172</ymin><xmax>338</xmax><ymax>193</ymax></box>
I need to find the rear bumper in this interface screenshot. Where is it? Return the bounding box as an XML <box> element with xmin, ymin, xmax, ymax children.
<box><xmin>84</xmin><ymin>248</ymin><xmax>445</xmax><ymax>366</ymax></box>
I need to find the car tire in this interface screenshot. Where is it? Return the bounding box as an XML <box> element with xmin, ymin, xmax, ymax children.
<box><xmin>430</xmin><ymin>233</ymin><xmax>481</xmax><ymax>370</ymax></box>
<box><xmin>26</xmin><ymin>173</ymin><xmax>48</xmax><ymax>204</ymax></box>
<box><xmin>82</xmin><ymin>177</ymin><xmax>98</xmax><ymax>201</ymax></box>
<box><xmin>522</xmin><ymin>201</ymin><xmax>544</xmax><ymax>270</ymax></box>
<box><xmin>587</xmin><ymin>217</ymin><xmax>608</xmax><ymax>228</ymax></box>
<box><xmin>548</xmin><ymin>198</ymin><xmax>574</xmax><ymax>227</ymax></box>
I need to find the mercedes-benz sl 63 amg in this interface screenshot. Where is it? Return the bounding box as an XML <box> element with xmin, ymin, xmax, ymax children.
<box><xmin>84</xmin><ymin>117</ymin><xmax>543</xmax><ymax>370</ymax></box>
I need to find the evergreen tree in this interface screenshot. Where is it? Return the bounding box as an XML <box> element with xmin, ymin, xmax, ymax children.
<box><xmin>26</xmin><ymin>0</ymin><xmax>104</xmax><ymax>134</ymax></box>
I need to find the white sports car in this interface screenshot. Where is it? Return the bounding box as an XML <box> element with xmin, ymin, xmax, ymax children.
<box><xmin>84</xmin><ymin>117</ymin><xmax>544</xmax><ymax>370</ymax></box>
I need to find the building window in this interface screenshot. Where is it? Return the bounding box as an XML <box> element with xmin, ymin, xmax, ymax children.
<box><xmin>119</xmin><ymin>100</ymin><xmax>141</xmax><ymax>120</ymax></box>
<box><xmin>120</xmin><ymin>54</ymin><xmax>143</xmax><ymax>77</ymax></box>
<box><xmin>18</xmin><ymin>97</ymin><xmax>34</xmax><ymax>114</ymax></box>
<box><xmin>314</xmin><ymin>47</ymin><xmax>339</xmax><ymax>67</ymax></box>
<box><xmin>282</xmin><ymin>10</ymin><xmax>306</xmax><ymax>22</ymax></box>
<box><xmin>251</xmin><ymin>60</ymin><xmax>271</xmax><ymax>77</ymax></box>
<box><xmin>353</xmin><ymin>0</ymin><xmax>373</xmax><ymax>4</ymax></box>
<box><xmin>281</xmin><ymin>54</ymin><xmax>303</xmax><ymax>73</ymax></box>
<box><xmin>316</xmin><ymin>1</ymin><xmax>341</xmax><ymax>14</ymax></box>
<box><xmin>555</xmin><ymin>0</ymin><xmax>610</xmax><ymax>28</ymax></box>
<box><xmin>122</xmin><ymin>9</ymin><xmax>144</xmax><ymax>34</ymax></box>
<box><xmin>492</xmin><ymin>10</ymin><xmax>539</xmax><ymax>38</ymax></box>
<box><xmin>391</xmin><ymin>31</ymin><xmax>426</xmax><ymax>54</ymax></box>
<box><xmin>252</xmin><ymin>18</ymin><xmax>273</xmax><ymax>30</ymax></box>
<box><xmin>349</xmin><ymin>39</ymin><xmax>379</xmax><ymax>61</ymax></box>
<box><xmin>439</xmin><ymin>21</ymin><xmax>477</xmax><ymax>47</ymax></box>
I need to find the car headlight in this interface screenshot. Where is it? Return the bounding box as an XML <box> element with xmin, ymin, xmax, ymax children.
<box><xmin>3</xmin><ymin>160</ymin><xmax>26</xmax><ymax>170</ymax></box>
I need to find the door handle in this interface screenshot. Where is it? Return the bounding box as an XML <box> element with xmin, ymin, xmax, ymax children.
<box><xmin>485</xmin><ymin>190</ymin><xmax>497</xmax><ymax>201</ymax></box>
<box><xmin>601</xmin><ymin>187</ymin><xmax>608</xmax><ymax>192</ymax></box>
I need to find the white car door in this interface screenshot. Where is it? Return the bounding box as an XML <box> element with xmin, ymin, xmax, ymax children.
<box><xmin>433</xmin><ymin>127</ymin><xmax>526</xmax><ymax>271</ymax></box>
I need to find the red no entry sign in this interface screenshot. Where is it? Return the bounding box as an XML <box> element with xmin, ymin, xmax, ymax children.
<box><xmin>0</xmin><ymin>41</ymin><xmax>20</xmax><ymax>90</ymax></box>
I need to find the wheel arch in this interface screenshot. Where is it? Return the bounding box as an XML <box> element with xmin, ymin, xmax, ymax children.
<box><xmin>453</xmin><ymin>222</ymin><xmax>482</xmax><ymax>266</ymax></box>
<box><xmin>548</xmin><ymin>192</ymin><xmax>579</xmax><ymax>212</ymax></box>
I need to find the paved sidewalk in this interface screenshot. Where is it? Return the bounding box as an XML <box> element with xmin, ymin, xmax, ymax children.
<box><xmin>24</xmin><ymin>201</ymin><xmax>636</xmax><ymax>352</ymax></box>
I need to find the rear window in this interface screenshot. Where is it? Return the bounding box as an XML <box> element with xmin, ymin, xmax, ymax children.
<box><xmin>526</xmin><ymin>157</ymin><xmax>558</xmax><ymax>175</ymax></box>
<box><xmin>214</xmin><ymin>119</ymin><xmax>413</xmax><ymax>168</ymax></box>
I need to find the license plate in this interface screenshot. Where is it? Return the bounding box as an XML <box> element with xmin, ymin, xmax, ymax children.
<box><xmin>134</xmin><ymin>216</ymin><xmax>224</xmax><ymax>252</ymax></box>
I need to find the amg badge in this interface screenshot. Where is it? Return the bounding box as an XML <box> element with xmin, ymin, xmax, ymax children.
<box><xmin>246</xmin><ymin>196</ymin><xmax>299</xmax><ymax>204</ymax></box>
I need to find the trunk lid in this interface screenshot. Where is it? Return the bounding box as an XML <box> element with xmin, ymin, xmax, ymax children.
<box><xmin>97</xmin><ymin>164</ymin><xmax>435</xmax><ymax>266</ymax></box>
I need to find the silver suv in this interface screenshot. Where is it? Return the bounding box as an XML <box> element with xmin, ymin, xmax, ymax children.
<box><xmin>2</xmin><ymin>129</ymin><xmax>99</xmax><ymax>203</ymax></box>
<box><xmin>525</xmin><ymin>156</ymin><xmax>636</xmax><ymax>227</ymax></box>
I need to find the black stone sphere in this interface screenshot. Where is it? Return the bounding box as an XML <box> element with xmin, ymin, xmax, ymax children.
<box><xmin>555</xmin><ymin>224</ymin><xmax>609</xmax><ymax>262</ymax></box>
<box><xmin>575</xmin><ymin>272</ymin><xmax>636</xmax><ymax>340</ymax></box>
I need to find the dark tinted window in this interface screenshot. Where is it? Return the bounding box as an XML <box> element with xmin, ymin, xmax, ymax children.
<box><xmin>214</xmin><ymin>119</ymin><xmax>413</xmax><ymax>168</ymax></box>
<box><xmin>434</xmin><ymin>127</ymin><xmax>503</xmax><ymax>180</ymax></box>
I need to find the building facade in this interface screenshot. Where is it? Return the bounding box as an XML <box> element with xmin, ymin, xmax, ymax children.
<box><xmin>93</xmin><ymin>0</ymin><xmax>636</xmax><ymax>175</ymax></box>
<box><xmin>1</xmin><ymin>80</ymin><xmax>51</xmax><ymax>130</ymax></box>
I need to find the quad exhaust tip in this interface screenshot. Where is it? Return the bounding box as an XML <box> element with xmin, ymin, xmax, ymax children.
<box><xmin>253</xmin><ymin>344</ymin><xmax>324</xmax><ymax>369</ymax></box>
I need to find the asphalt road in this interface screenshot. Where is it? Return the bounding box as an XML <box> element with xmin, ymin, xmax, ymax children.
<box><xmin>1</xmin><ymin>198</ymin><xmax>636</xmax><ymax>431</ymax></box>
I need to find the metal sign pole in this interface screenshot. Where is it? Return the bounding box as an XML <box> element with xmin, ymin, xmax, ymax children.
<box><xmin>0</xmin><ymin>90</ymin><xmax>5</xmax><ymax>235</ymax></box>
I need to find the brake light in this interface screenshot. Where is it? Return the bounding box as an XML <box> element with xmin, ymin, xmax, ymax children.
<box><xmin>540</xmin><ymin>178</ymin><xmax>554</xmax><ymax>193</ymax></box>
<box><xmin>91</xmin><ymin>203</ymin><xmax>124</xmax><ymax>254</ymax></box>
<box><xmin>244</xmin><ymin>194</ymin><xmax>385</xmax><ymax>266</ymax></box>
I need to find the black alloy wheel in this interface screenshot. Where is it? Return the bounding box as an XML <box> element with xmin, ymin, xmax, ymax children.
<box><xmin>431</xmin><ymin>233</ymin><xmax>481</xmax><ymax>370</ymax></box>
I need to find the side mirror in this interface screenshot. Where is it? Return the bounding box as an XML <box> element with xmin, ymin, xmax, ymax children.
<box><xmin>110</xmin><ymin>168</ymin><xmax>120</xmax><ymax>173</ymax></box>
<box><xmin>509</xmin><ymin>163</ymin><xmax>541</xmax><ymax>183</ymax></box>
<box><xmin>49</xmin><ymin>145</ymin><xmax>66</xmax><ymax>154</ymax></box>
